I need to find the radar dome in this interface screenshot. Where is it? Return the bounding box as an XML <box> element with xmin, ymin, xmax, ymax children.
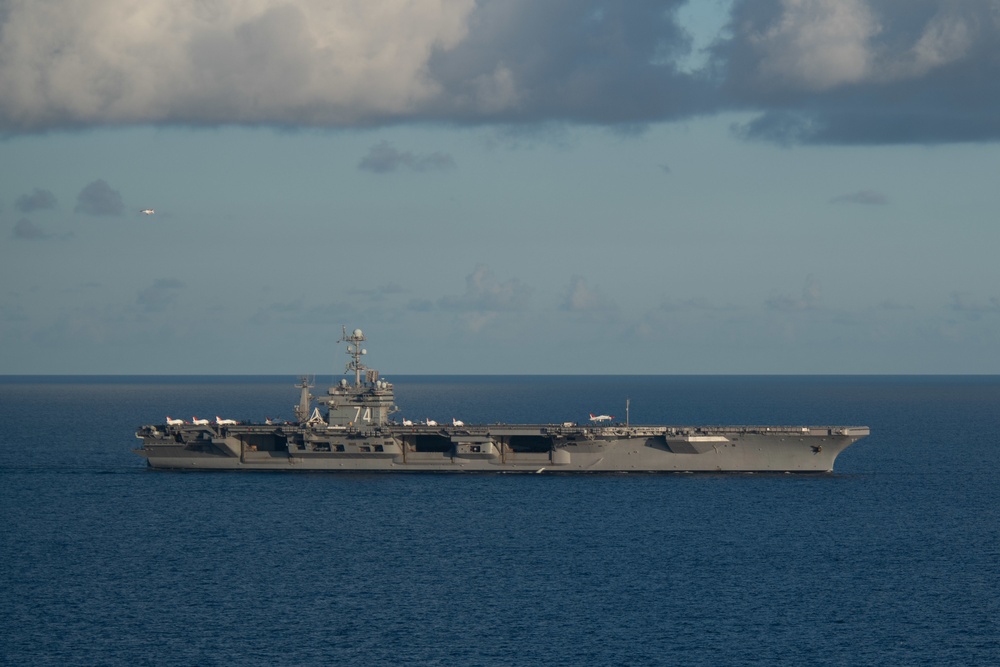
<box><xmin>353</xmin><ymin>329</ymin><xmax>363</xmax><ymax>338</ymax></box>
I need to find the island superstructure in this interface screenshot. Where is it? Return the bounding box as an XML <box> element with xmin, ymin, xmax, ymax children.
<box><xmin>134</xmin><ymin>327</ymin><xmax>870</xmax><ymax>472</ymax></box>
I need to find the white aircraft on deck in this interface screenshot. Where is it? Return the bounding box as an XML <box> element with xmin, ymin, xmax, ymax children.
<box><xmin>191</xmin><ymin>416</ymin><xmax>210</xmax><ymax>425</ymax></box>
<box><xmin>589</xmin><ymin>413</ymin><xmax>614</xmax><ymax>423</ymax></box>
<box><xmin>402</xmin><ymin>419</ymin><xmax>413</xmax><ymax>426</ymax></box>
<box><xmin>452</xmin><ymin>418</ymin><xmax>465</xmax><ymax>427</ymax></box>
<box><xmin>166</xmin><ymin>416</ymin><xmax>184</xmax><ymax>426</ymax></box>
<box><xmin>425</xmin><ymin>419</ymin><xmax>438</xmax><ymax>426</ymax></box>
<box><xmin>216</xmin><ymin>416</ymin><xmax>238</xmax><ymax>425</ymax></box>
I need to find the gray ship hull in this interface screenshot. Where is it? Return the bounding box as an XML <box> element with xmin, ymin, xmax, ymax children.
<box><xmin>134</xmin><ymin>327</ymin><xmax>870</xmax><ymax>473</ymax></box>
<box><xmin>135</xmin><ymin>423</ymin><xmax>869</xmax><ymax>473</ymax></box>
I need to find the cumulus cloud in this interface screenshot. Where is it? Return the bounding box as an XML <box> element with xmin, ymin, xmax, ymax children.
<box><xmin>440</xmin><ymin>265</ymin><xmax>532</xmax><ymax>313</ymax></box>
<box><xmin>1</xmin><ymin>1</ymin><xmax>999</xmax><ymax>145</ymax></box>
<box><xmin>423</xmin><ymin>0</ymin><xmax>711</xmax><ymax>124</ymax></box>
<box><xmin>437</xmin><ymin>265</ymin><xmax>532</xmax><ymax>332</ymax></box>
<box><xmin>765</xmin><ymin>275</ymin><xmax>822</xmax><ymax>311</ymax></box>
<box><xmin>718</xmin><ymin>0</ymin><xmax>1000</xmax><ymax>143</ymax></box>
<box><xmin>560</xmin><ymin>276</ymin><xmax>617</xmax><ymax>313</ymax></box>
<box><xmin>727</xmin><ymin>0</ymin><xmax>878</xmax><ymax>93</ymax></box>
<box><xmin>15</xmin><ymin>188</ymin><xmax>57</xmax><ymax>212</ymax></box>
<box><xmin>830</xmin><ymin>189</ymin><xmax>888</xmax><ymax>205</ymax></box>
<box><xmin>0</xmin><ymin>0</ymin><xmax>708</xmax><ymax>132</ymax></box>
<box><xmin>75</xmin><ymin>179</ymin><xmax>124</xmax><ymax>216</ymax></box>
<box><xmin>358</xmin><ymin>142</ymin><xmax>455</xmax><ymax>173</ymax></box>
<box><xmin>137</xmin><ymin>278</ymin><xmax>185</xmax><ymax>312</ymax></box>
<box><xmin>12</xmin><ymin>218</ymin><xmax>48</xmax><ymax>240</ymax></box>
<box><xmin>0</xmin><ymin>0</ymin><xmax>475</xmax><ymax>131</ymax></box>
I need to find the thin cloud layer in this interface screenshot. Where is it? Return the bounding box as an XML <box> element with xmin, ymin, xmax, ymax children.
<box><xmin>15</xmin><ymin>188</ymin><xmax>57</xmax><ymax>212</ymax></box>
<box><xmin>948</xmin><ymin>292</ymin><xmax>1000</xmax><ymax>317</ymax></box>
<box><xmin>831</xmin><ymin>190</ymin><xmax>888</xmax><ymax>205</ymax></box>
<box><xmin>0</xmin><ymin>1</ymin><xmax>998</xmax><ymax>144</ymax></box>
<box><xmin>358</xmin><ymin>142</ymin><xmax>455</xmax><ymax>173</ymax></box>
<box><xmin>137</xmin><ymin>278</ymin><xmax>185</xmax><ymax>312</ymax></box>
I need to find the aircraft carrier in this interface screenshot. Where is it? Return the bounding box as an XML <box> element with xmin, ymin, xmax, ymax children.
<box><xmin>134</xmin><ymin>327</ymin><xmax>870</xmax><ymax>473</ymax></box>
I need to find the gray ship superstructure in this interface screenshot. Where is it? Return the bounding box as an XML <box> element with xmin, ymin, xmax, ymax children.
<box><xmin>135</xmin><ymin>327</ymin><xmax>869</xmax><ymax>472</ymax></box>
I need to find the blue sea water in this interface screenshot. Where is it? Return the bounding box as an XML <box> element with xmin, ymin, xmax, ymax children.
<box><xmin>1</xmin><ymin>375</ymin><xmax>999</xmax><ymax>666</ymax></box>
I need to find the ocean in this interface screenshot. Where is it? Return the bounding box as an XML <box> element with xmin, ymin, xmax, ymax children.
<box><xmin>1</xmin><ymin>375</ymin><xmax>999</xmax><ymax>666</ymax></box>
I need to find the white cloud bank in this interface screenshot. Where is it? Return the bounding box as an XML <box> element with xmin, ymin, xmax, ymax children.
<box><xmin>720</xmin><ymin>0</ymin><xmax>1000</xmax><ymax>143</ymax></box>
<box><xmin>0</xmin><ymin>0</ymin><xmax>474</xmax><ymax>130</ymax></box>
<box><xmin>2</xmin><ymin>0</ymin><xmax>999</xmax><ymax>143</ymax></box>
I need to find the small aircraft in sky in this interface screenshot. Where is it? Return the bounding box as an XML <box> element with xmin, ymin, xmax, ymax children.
<box><xmin>589</xmin><ymin>413</ymin><xmax>614</xmax><ymax>423</ymax></box>
<box><xmin>140</xmin><ymin>208</ymin><xmax>155</xmax><ymax>215</ymax></box>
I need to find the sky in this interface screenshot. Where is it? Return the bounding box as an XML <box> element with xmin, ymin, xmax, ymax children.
<box><xmin>2</xmin><ymin>0</ymin><xmax>1000</xmax><ymax>375</ymax></box>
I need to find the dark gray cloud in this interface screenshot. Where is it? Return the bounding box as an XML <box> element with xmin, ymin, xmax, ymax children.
<box><xmin>1</xmin><ymin>1</ymin><xmax>999</xmax><ymax>145</ymax></box>
<box><xmin>358</xmin><ymin>142</ymin><xmax>456</xmax><ymax>174</ymax></box>
<box><xmin>136</xmin><ymin>278</ymin><xmax>185</xmax><ymax>312</ymax></box>
<box><xmin>75</xmin><ymin>180</ymin><xmax>124</xmax><ymax>216</ymax></box>
<box><xmin>423</xmin><ymin>0</ymin><xmax>713</xmax><ymax>125</ymax></box>
<box><xmin>15</xmin><ymin>188</ymin><xmax>56</xmax><ymax>212</ymax></box>
<box><xmin>831</xmin><ymin>190</ymin><xmax>888</xmax><ymax>205</ymax></box>
<box><xmin>12</xmin><ymin>218</ymin><xmax>48</xmax><ymax>240</ymax></box>
<box><xmin>716</xmin><ymin>0</ymin><xmax>1000</xmax><ymax>144</ymax></box>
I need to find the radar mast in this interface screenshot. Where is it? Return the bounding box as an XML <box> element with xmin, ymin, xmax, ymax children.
<box><xmin>339</xmin><ymin>326</ymin><xmax>368</xmax><ymax>386</ymax></box>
